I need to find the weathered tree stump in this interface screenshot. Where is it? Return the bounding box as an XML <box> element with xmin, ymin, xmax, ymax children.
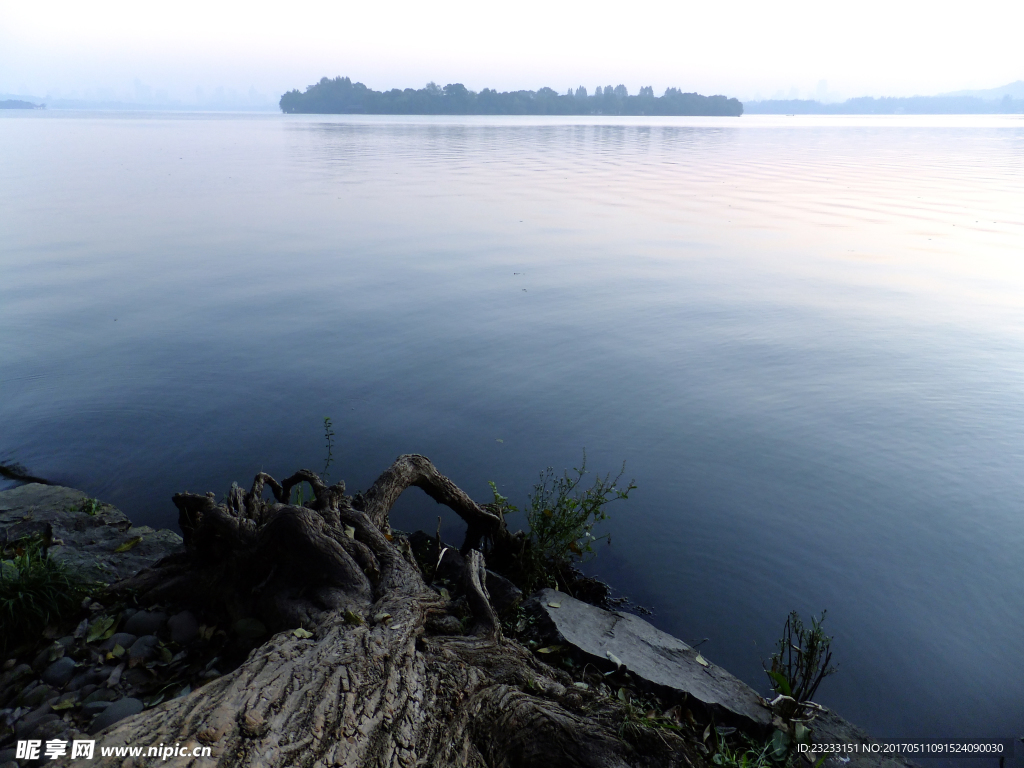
<box><xmin>96</xmin><ymin>455</ymin><xmax>701</xmax><ymax>767</ymax></box>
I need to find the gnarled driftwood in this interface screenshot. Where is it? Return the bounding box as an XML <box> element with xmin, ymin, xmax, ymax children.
<box><xmin>95</xmin><ymin>455</ymin><xmax>701</xmax><ymax>768</ymax></box>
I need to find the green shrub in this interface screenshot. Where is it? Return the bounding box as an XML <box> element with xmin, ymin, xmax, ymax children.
<box><xmin>489</xmin><ymin>451</ymin><xmax>635</xmax><ymax>593</ymax></box>
<box><xmin>764</xmin><ymin>610</ymin><xmax>836</xmax><ymax>719</ymax></box>
<box><xmin>0</xmin><ymin>536</ymin><xmax>94</xmax><ymax>653</ymax></box>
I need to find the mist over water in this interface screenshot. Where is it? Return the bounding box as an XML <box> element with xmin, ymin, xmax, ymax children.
<box><xmin>2</xmin><ymin>112</ymin><xmax>1022</xmax><ymax>743</ymax></box>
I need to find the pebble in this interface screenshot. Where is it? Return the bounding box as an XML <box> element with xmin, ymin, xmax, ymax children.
<box><xmin>67</xmin><ymin>667</ymin><xmax>113</xmax><ymax>691</ymax></box>
<box><xmin>123</xmin><ymin>610</ymin><xmax>167</xmax><ymax>636</ymax></box>
<box><xmin>15</xmin><ymin>708</ymin><xmax>57</xmax><ymax>738</ymax></box>
<box><xmin>89</xmin><ymin>697</ymin><xmax>143</xmax><ymax>733</ymax></box>
<box><xmin>82</xmin><ymin>700</ymin><xmax>112</xmax><ymax>716</ymax></box>
<box><xmin>1</xmin><ymin>664</ymin><xmax>32</xmax><ymax>688</ymax></box>
<box><xmin>20</xmin><ymin>684</ymin><xmax>54</xmax><ymax>707</ymax></box>
<box><xmin>168</xmin><ymin>610</ymin><xmax>199</xmax><ymax>644</ymax></box>
<box><xmin>41</xmin><ymin>656</ymin><xmax>77</xmax><ymax>688</ymax></box>
<box><xmin>32</xmin><ymin>644</ymin><xmax>61</xmax><ymax>671</ymax></box>
<box><xmin>123</xmin><ymin>667</ymin><xmax>150</xmax><ymax>687</ymax></box>
<box><xmin>128</xmin><ymin>635</ymin><xmax>160</xmax><ymax>663</ymax></box>
<box><xmin>83</xmin><ymin>687</ymin><xmax>117</xmax><ymax>703</ymax></box>
<box><xmin>32</xmin><ymin>717</ymin><xmax>71</xmax><ymax>741</ymax></box>
<box><xmin>100</xmin><ymin>632</ymin><xmax>138</xmax><ymax>651</ymax></box>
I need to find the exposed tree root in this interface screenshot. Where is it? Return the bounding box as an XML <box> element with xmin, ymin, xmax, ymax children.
<box><xmin>94</xmin><ymin>455</ymin><xmax>704</xmax><ymax>768</ymax></box>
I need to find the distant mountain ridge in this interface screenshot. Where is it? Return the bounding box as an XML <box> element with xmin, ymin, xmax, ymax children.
<box><xmin>746</xmin><ymin>81</ymin><xmax>1024</xmax><ymax>115</ymax></box>
<box><xmin>0</xmin><ymin>92</ymin><xmax>276</xmax><ymax>112</ymax></box>
<box><xmin>280</xmin><ymin>77</ymin><xmax>743</xmax><ymax>116</ymax></box>
<box><xmin>940</xmin><ymin>80</ymin><xmax>1024</xmax><ymax>100</ymax></box>
<box><xmin>0</xmin><ymin>99</ymin><xmax>44</xmax><ymax>109</ymax></box>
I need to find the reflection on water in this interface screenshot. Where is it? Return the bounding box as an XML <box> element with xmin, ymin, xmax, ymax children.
<box><xmin>1</xmin><ymin>112</ymin><xmax>1022</xmax><ymax>743</ymax></box>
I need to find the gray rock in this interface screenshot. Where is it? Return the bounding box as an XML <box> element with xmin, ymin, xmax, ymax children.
<box><xmin>485</xmin><ymin>569</ymin><xmax>523</xmax><ymax>615</ymax></box>
<box><xmin>40</xmin><ymin>656</ymin><xmax>77</xmax><ymax>688</ymax></box>
<box><xmin>123</xmin><ymin>610</ymin><xmax>167</xmax><ymax>637</ymax></box>
<box><xmin>53</xmin><ymin>690</ymin><xmax>78</xmax><ymax>707</ymax></box>
<box><xmin>83</xmin><ymin>687</ymin><xmax>117</xmax><ymax>703</ymax></box>
<box><xmin>434</xmin><ymin>545</ymin><xmax>466</xmax><ymax>584</ymax></box>
<box><xmin>7</xmin><ymin>663</ymin><xmax>32</xmax><ymax>683</ymax></box>
<box><xmin>0</xmin><ymin>748</ymin><xmax>17</xmax><ymax>764</ymax></box>
<box><xmin>89</xmin><ymin>696</ymin><xmax>143</xmax><ymax>733</ymax></box>
<box><xmin>82</xmin><ymin>700</ymin><xmax>112</xmax><ymax>716</ymax></box>
<box><xmin>167</xmin><ymin>610</ymin><xmax>199</xmax><ymax>644</ymax></box>
<box><xmin>67</xmin><ymin>667</ymin><xmax>111</xmax><ymax>691</ymax></box>
<box><xmin>809</xmin><ymin>710</ymin><xmax>918</xmax><ymax>768</ymax></box>
<box><xmin>14</xmin><ymin>703</ymin><xmax>54</xmax><ymax>737</ymax></box>
<box><xmin>32</xmin><ymin>716</ymin><xmax>72</xmax><ymax>742</ymax></box>
<box><xmin>0</xmin><ymin>484</ymin><xmax>184</xmax><ymax>584</ymax></box>
<box><xmin>0</xmin><ymin>663</ymin><xmax>33</xmax><ymax>708</ymax></box>
<box><xmin>20</xmin><ymin>684</ymin><xmax>54</xmax><ymax>707</ymax></box>
<box><xmin>128</xmin><ymin>635</ymin><xmax>159</xmax><ymax>662</ymax></box>
<box><xmin>123</xmin><ymin>667</ymin><xmax>150</xmax><ymax>687</ymax></box>
<box><xmin>526</xmin><ymin>588</ymin><xmax>772</xmax><ymax>728</ymax></box>
<box><xmin>32</xmin><ymin>643</ymin><xmax>62</xmax><ymax>670</ymax></box>
<box><xmin>17</xmin><ymin>712</ymin><xmax>60</xmax><ymax>738</ymax></box>
<box><xmin>100</xmin><ymin>632</ymin><xmax>138</xmax><ymax>651</ymax></box>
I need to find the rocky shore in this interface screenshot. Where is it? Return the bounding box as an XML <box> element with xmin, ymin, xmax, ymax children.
<box><xmin>1</xmin><ymin>482</ymin><xmax>911</xmax><ymax>768</ymax></box>
<box><xmin>0</xmin><ymin>485</ymin><xmax>255</xmax><ymax>765</ymax></box>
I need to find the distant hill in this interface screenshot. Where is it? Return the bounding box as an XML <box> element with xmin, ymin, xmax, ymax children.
<box><xmin>745</xmin><ymin>93</ymin><xmax>1024</xmax><ymax>115</ymax></box>
<box><xmin>0</xmin><ymin>99</ymin><xmax>44</xmax><ymax>109</ymax></box>
<box><xmin>940</xmin><ymin>80</ymin><xmax>1024</xmax><ymax>100</ymax></box>
<box><xmin>280</xmin><ymin>77</ymin><xmax>743</xmax><ymax>116</ymax></box>
<box><xmin>0</xmin><ymin>91</ymin><xmax>277</xmax><ymax>112</ymax></box>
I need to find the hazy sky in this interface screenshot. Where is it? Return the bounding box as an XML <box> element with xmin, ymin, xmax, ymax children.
<box><xmin>1</xmin><ymin>0</ymin><xmax>1021</xmax><ymax>103</ymax></box>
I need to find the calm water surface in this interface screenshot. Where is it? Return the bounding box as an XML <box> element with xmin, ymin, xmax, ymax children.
<box><xmin>2</xmin><ymin>112</ymin><xmax>1023</xmax><ymax>743</ymax></box>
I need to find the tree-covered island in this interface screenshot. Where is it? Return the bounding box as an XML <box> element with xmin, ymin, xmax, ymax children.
<box><xmin>280</xmin><ymin>77</ymin><xmax>744</xmax><ymax>116</ymax></box>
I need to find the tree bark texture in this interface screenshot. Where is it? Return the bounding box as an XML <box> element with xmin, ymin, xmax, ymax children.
<box><xmin>88</xmin><ymin>456</ymin><xmax>701</xmax><ymax>768</ymax></box>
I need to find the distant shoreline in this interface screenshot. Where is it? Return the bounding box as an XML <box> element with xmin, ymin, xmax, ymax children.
<box><xmin>0</xmin><ymin>99</ymin><xmax>45</xmax><ymax>110</ymax></box>
<box><xmin>746</xmin><ymin>94</ymin><xmax>1024</xmax><ymax>115</ymax></box>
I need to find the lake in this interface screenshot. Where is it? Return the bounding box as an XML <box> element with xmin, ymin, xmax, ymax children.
<box><xmin>2</xmin><ymin>111</ymin><xmax>1022</xmax><ymax>745</ymax></box>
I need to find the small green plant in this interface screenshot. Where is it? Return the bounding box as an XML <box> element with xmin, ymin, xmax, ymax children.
<box><xmin>322</xmin><ymin>417</ymin><xmax>335</xmax><ymax>483</ymax></box>
<box><xmin>77</xmin><ymin>497</ymin><xmax>103</xmax><ymax>516</ymax></box>
<box><xmin>489</xmin><ymin>451</ymin><xmax>635</xmax><ymax>593</ymax></box>
<box><xmin>291</xmin><ymin>482</ymin><xmax>309</xmax><ymax>506</ymax></box>
<box><xmin>616</xmin><ymin>688</ymin><xmax>681</xmax><ymax>740</ymax></box>
<box><xmin>291</xmin><ymin>417</ymin><xmax>336</xmax><ymax>505</ymax></box>
<box><xmin>0</xmin><ymin>535</ymin><xmax>95</xmax><ymax>653</ymax></box>
<box><xmin>764</xmin><ymin>610</ymin><xmax>836</xmax><ymax>718</ymax></box>
<box><xmin>708</xmin><ymin>732</ymin><xmax>779</xmax><ymax>768</ymax></box>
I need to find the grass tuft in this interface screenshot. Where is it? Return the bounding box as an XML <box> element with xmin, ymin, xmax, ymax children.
<box><xmin>0</xmin><ymin>535</ymin><xmax>95</xmax><ymax>653</ymax></box>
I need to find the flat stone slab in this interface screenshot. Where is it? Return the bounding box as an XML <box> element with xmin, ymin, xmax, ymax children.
<box><xmin>810</xmin><ymin>710</ymin><xmax>917</xmax><ymax>768</ymax></box>
<box><xmin>527</xmin><ymin>590</ymin><xmax>919</xmax><ymax>768</ymax></box>
<box><xmin>0</xmin><ymin>483</ymin><xmax>183</xmax><ymax>584</ymax></box>
<box><xmin>527</xmin><ymin>588</ymin><xmax>772</xmax><ymax>727</ymax></box>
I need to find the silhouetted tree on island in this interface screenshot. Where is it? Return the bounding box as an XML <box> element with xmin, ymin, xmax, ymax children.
<box><xmin>280</xmin><ymin>76</ymin><xmax>744</xmax><ymax>116</ymax></box>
